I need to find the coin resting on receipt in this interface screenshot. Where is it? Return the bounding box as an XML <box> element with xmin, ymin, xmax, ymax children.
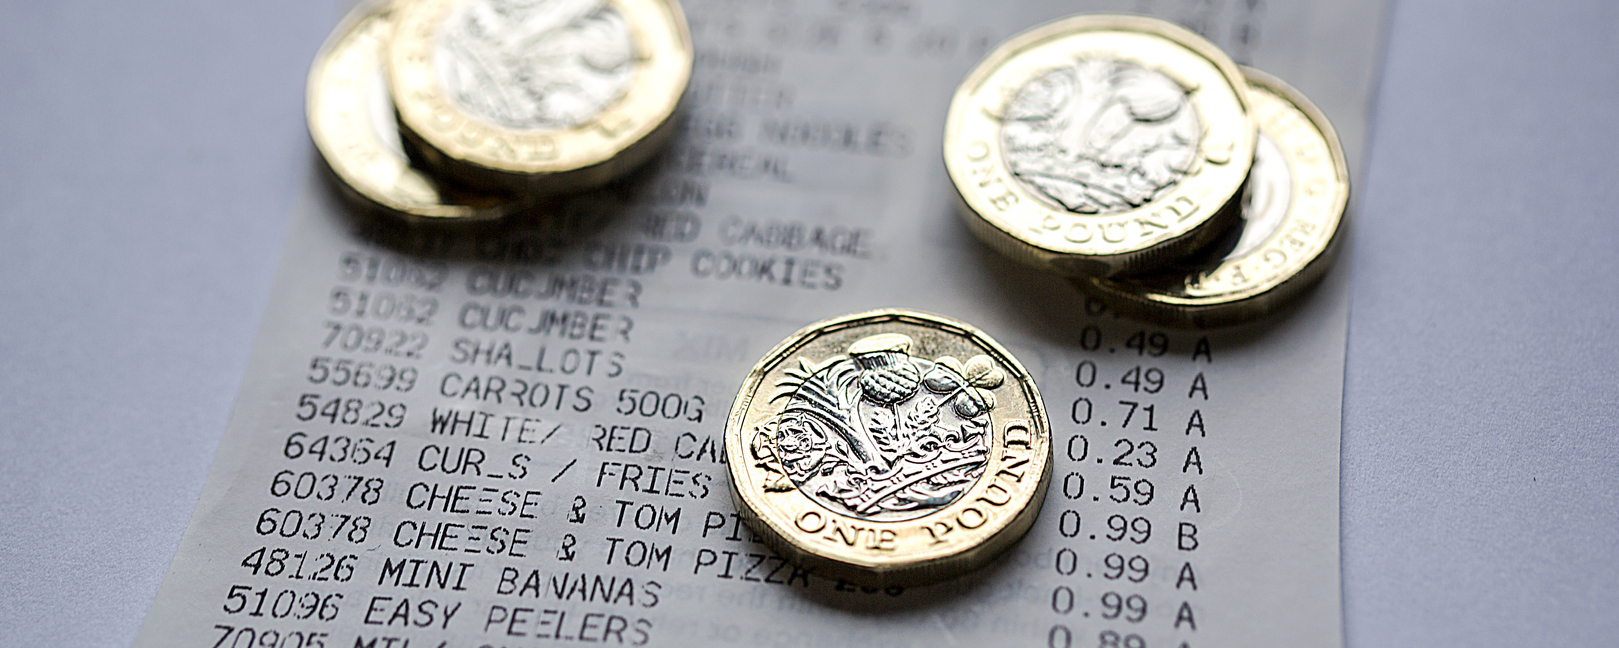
<box><xmin>725</xmin><ymin>310</ymin><xmax>1053</xmax><ymax>585</ymax></box>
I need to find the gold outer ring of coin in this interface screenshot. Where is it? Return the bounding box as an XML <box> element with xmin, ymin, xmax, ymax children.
<box><xmin>1076</xmin><ymin>67</ymin><xmax>1350</xmax><ymax>328</ymax></box>
<box><xmin>387</xmin><ymin>0</ymin><xmax>693</xmax><ymax>195</ymax></box>
<box><xmin>307</xmin><ymin>1</ymin><xmax>525</xmax><ymax>222</ymax></box>
<box><xmin>724</xmin><ymin>309</ymin><xmax>1053</xmax><ymax>586</ymax></box>
<box><xmin>944</xmin><ymin>14</ymin><xmax>1257</xmax><ymax>278</ymax></box>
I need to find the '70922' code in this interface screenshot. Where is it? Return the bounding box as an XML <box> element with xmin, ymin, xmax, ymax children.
<box><xmin>320</xmin><ymin>322</ymin><xmax>426</xmax><ymax>359</ymax></box>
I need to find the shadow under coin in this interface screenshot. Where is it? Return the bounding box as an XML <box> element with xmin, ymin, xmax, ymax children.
<box><xmin>774</xmin><ymin>534</ymin><xmax>1041</xmax><ymax>617</ymax></box>
<box><xmin>320</xmin><ymin>152</ymin><xmax>696</xmax><ymax>268</ymax></box>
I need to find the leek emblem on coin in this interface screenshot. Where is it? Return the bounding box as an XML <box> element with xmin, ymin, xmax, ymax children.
<box><xmin>726</xmin><ymin>311</ymin><xmax>1051</xmax><ymax>585</ymax></box>
<box><xmin>946</xmin><ymin>14</ymin><xmax>1256</xmax><ymax>277</ymax></box>
<box><xmin>1078</xmin><ymin>68</ymin><xmax>1350</xmax><ymax>327</ymax></box>
<box><xmin>389</xmin><ymin>0</ymin><xmax>692</xmax><ymax>193</ymax></box>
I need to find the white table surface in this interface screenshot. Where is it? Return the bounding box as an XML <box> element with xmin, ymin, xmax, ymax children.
<box><xmin>1</xmin><ymin>0</ymin><xmax>1615</xmax><ymax>645</ymax></box>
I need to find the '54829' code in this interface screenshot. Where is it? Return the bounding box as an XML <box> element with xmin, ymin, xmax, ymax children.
<box><xmin>295</xmin><ymin>394</ymin><xmax>405</xmax><ymax>428</ymax></box>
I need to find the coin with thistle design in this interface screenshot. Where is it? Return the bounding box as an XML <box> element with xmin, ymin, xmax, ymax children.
<box><xmin>726</xmin><ymin>310</ymin><xmax>1051</xmax><ymax>585</ymax></box>
<box><xmin>945</xmin><ymin>14</ymin><xmax>1256</xmax><ymax>278</ymax></box>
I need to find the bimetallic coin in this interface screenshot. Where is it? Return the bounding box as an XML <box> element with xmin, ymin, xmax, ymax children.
<box><xmin>945</xmin><ymin>14</ymin><xmax>1256</xmax><ymax>278</ymax></box>
<box><xmin>307</xmin><ymin>1</ymin><xmax>524</xmax><ymax>222</ymax></box>
<box><xmin>1077</xmin><ymin>68</ymin><xmax>1350</xmax><ymax>327</ymax></box>
<box><xmin>725</xmin><ymin>310</ymin><xmax>1052</xmax><ymax>585</ymax></box>
<box><xmin>388</xmin><ymin>0</ymin><xmax>693</xmax><ymax>194</ymax></box>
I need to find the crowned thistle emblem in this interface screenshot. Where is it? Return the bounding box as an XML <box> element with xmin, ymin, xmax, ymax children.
<box><xmin>754</xmin><ymin>333</ymin><xmax>1007</xmax><ymax>521</ymax></box>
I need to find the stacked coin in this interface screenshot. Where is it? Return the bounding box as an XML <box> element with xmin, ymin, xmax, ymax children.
<box><xmin>306</xmin><ymin>0</ymin><xmax>693</xmax><ymax>222</ymax></box>
<box><xmin>945</xmin><ymin>14</ymin><xmax>1349</xmax><ymax>327</ymax></box>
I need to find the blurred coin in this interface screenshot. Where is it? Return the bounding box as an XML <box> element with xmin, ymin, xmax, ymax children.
<box><xmin>388</xmin><ymin>0</ymin><xmax>692</xmax><ymax>195</ymax></box>
<box><xmin>307</xmin><ymin>1</ymin><xmax>524</xmax><ymax>222</ymax></box>
<box><xmin>945</xmin><ymin>14</ymin><xmax>1256</xmax><ymax>277</ymax></box>
<box><xmin>725</xmin><ymin>310</ymin><xmax>1052</xmax><ymax>585</ymax></box>
<box><xmin>1077</xmin><ymin>68</ymin><xmax>1349</xmax><ymax>327</ymax></box>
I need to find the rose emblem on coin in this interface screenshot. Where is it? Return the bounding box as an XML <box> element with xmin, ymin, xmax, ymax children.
<box><xmin>944</xmin><ymin>14</ymin><xmax>1256</xmax><ymax>277</ymax></box>
<box><xmin>388</xmin><ymin>0</ymin><xmax>692</xmax><ymax>193</ymax></box>
<box><xmin>436</xmin><ymin>0</ymin><xmax>637</xmax><ymax>130</ymax></box>
<box><xmin>1001</xmin><ymin>60</ymin><xmax>1202</xmax><ymax>215</ymax></box>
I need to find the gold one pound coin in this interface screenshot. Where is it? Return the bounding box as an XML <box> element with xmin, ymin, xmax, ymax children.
<box><xmin>388</xmin><ymin>0</ymin><xmax>692</xmax><ymax>194</ymax></box>
<box><xmin>1077</xmin><ymin>68</ymin><xmax>1350</xmax><ymax>327</ymax></box>
<box><xmin>725</xmin><ymin>310</ymin><xmax>1052</xmax><ymax>585</ymax></box>
<box><xmin>945</xmin><ymin>14</ymin><xmax>1256</xmax><ymax>277</ymax></box>
<box><xmin>307</xmin><ymin>1</ymin><xmax>524</xmax><ymax>221</ymax></box>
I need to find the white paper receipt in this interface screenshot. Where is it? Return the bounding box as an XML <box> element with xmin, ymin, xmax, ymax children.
<box><xmin>135</xmin><ymin>1</ymin><xmax>1386</xmax><ymax>646</ymax></box>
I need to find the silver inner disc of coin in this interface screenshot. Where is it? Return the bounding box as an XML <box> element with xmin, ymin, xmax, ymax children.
<box><xmin>1226</xmin><ymin>130</ymin><xmax>1292</xmax><ymax>260</ymax></box>
<box><xmin>435</xmin><ymin>0</ymin><xmax>637</xmax><ymax>131</ymax></box>
<box><xmin>769</xmin><ymin>334</ymin><xmax>1005</xmax><ymax>522</ymax></box>
<box><xmin>1000</xmin><ymin>59</ymin><xmax>1203</xmax><ymax>215</ymax></box>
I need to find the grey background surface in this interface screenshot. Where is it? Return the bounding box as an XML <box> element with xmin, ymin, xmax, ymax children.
<box><xmin>0</xmin><ymin>0</ymin><xmax>1615</xmax><ymax>646</ymax></box>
